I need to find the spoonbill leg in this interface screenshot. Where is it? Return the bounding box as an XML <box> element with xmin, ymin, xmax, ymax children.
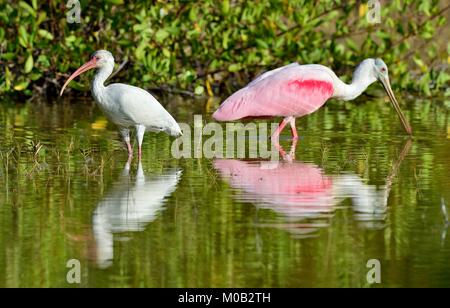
<box><xmin>289</xmin><ymin>117</ymin><xmax>298</xmax><ymax>140</ymax></box>
<box><xmin>273</xmin><ymin>138</ymin><xmax>298</xmax><ymax>162</ymax></box>
<box><xmin>271</xmin><ymin>117</ymin><xmax>290</xmax><ymax>141</ymax></box>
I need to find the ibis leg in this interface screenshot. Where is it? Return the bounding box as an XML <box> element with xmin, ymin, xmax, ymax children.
<box><xmin>135</xmin><ymin>124</ymin><xmax>146</xmax><ymax>159</ymax></box>
<box><xmin>136</xmin><ymin>160</ymin><xmax>145</xmax><ymax>185</ymax></box>
<box><xmin>122</xmin><ymin>157</ymin><xmax>132</xmax><ymax>176</ymax></box>
<box><xmin>120</xmin><ymin>128</ymin><xmax>133</xmax><ymax>158</ymax></box>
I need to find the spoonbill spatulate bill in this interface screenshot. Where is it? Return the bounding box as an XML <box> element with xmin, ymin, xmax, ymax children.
<box><xmin>213</xmin><ymin>58</ymin><xmax>412</xmax><ymax>139</ymax></box>
<box><xmin>60</xmin><ymin>50</ymin><xmax>182</xmax><ymax>158</ymax></box>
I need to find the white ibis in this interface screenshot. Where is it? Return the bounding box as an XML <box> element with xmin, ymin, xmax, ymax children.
<box><xmin>60</xmin><ymin>50</ymin><xmax>182</xmax><ymax>158</ymax></box>
<box><xmin>93</xmin><ymin>160</ymin><xmax>182</xmax><ymax>268</ymax></box>
<box><xmin>213</xmin><ymin>58</ymin><xmax>412</xmax><ymax>139</ymax></box>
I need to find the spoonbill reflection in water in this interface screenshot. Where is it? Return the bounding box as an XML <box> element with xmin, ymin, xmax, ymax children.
<box><xmin>93</xmin><ymin>160</ymin><xmax>182</xmax><ymax>268</ymax></box>
<box><xmin>214</xmin><ymin>140</ymin><xmax>411</xmax><ymax>237</ymax></box>
<box><xmin>60</xmin><ymin>50</ymin><xmax>182</xmax><ymax>158</ymax></box>
<box><xmin>213</xmin><ymin>59</ymin><xmax>412</xmax><ymax>140</ymax></box>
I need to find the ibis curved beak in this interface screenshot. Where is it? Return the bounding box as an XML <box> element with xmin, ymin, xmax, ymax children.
<box><xmin>60</xmin><ymin>58</ymin><xmax>97</xmax><ymax>96</ymax></box>
<box><xmin>379</xmin><ymin>76</ymin><xmax>412</xmax><ymax>135</ymax></box>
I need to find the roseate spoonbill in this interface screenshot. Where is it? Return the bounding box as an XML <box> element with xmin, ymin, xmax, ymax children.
<box><xmin>213</xmin><ymin>58</ymin><xmax>412</xmax><ymax>139</ymax></box>
<box><xmin>93</xmin><ymin>160</ymin><xmax>181</xmax><ymax>268</ymax></box>
<box><xmin>60</xmin><ymin>50</ymin><xmax>182</xmax><ymax>158</ymax></box>
<box><xmin>214</xmin><ymin>140</ymin><xmax>411</xmax><ymax>235</ymax></box>
<box><xmin>215</xmin><ymin>158</ymin><xmax>386</xmax><ymax>236</ymax></box>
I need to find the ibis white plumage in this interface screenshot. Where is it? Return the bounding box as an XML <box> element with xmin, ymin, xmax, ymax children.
<box><xmin>60</xmin><ymin>50</ymin><xmax>182</xmax><ymax>158</ymax></box>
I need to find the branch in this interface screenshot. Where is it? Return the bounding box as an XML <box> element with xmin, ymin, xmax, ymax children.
<box><xmin>148</xmin><ymin>85</ymin><xmax>196</xmax><ymax>97</ymax></box>
<box><xmin>392</xmin><ymin>4</ymin><xmax>450</xmax><ymax>48</ymax></box>
<box><xmin>107</xmin><ymin>60</ymin><xmax>128</xmax><ymax>81</ymax></box>
<box><xmin>276</xmin><ymin>4</ymin><xmax>347</xmax><ymax>37</ymax></box>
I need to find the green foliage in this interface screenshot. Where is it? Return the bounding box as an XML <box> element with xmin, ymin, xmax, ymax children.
<box><xmin>0</xmin><ymin>0</ymin><xmax>448</xmax><ymax>97</ymax></box>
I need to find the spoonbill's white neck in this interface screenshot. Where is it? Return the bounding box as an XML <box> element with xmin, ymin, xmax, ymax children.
<box><xmin>333</xmin><ymin>59</ymin><xmax>377</xmax><ymax>101</ymax></box>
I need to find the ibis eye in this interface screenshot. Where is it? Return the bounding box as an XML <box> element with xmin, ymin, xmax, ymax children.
<box><xmin>381</xmin><ymin>67</ymin><xmax>386</xmax><ymax>72</ymax></box>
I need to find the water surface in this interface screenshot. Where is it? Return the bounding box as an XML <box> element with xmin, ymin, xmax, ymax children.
<box><xmin>0</xmin><ymin>95</ymin><xmax>449</xmax><ymax>287</ymax></box>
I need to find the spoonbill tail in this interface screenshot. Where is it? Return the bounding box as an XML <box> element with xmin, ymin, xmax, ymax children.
<box><xmin>60</xmin><ymin>50</ymin><xmax>182</xmax><ymax>158</ymax></box>
<box><xmin>213</xmin><ymin>58</ymin><xmax>412</xmax><ymax>139</ymax></box>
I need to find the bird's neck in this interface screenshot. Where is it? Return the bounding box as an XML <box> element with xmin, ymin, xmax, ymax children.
<box><xmin>332</xmin><ymin>60</ymin><xmax>377</xmax><ymax>101</ymax></box>
<box><xmin>335</xmin><ymin>79</ymin><xmax>373</xmax><ymax>101</ymax></box>
<box><xmin>91</xmin><ymin>64</ymin><xmax>114</xmax><ymax>102</ymax></box>
<box><xmin>333</xmin><ymin>174</ymin><xmax>388</xmax><ymax>214</ymax></box>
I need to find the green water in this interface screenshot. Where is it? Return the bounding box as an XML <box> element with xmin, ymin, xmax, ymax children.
<box><xmin>0</xmin><ymin>95</ymin><xmax>449</xmax><ymax>288</ymax></box>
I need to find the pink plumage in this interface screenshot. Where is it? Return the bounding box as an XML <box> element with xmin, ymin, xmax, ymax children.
<box><xmin>213</xmin><ymin>63</ymin><xmax>334</xmax><ymax>122</ymax></box>
<box><xmin>214</xmin><ymin>159</ymin><xmax>334</xmax><ymax>215</ymax></box>
<box><xmin>213</xmin><ymin>59</ymin><xmax>414</xmax><ymax>137</ymax></box>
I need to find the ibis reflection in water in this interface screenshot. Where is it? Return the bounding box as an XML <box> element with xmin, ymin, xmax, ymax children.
<box><xmin>442</xmin><ymin>198</ymin><xmax>449</xmax><ymax>244</ymax></box>
<box><xmin>214</xmin><ymin>140</ymin><xmax>411</xmax><ymax>238</ymax></box>
<box><xmin>92</xmin><ymin>160</ymin><xmax>182</xmax><ymax>268</ymax></box>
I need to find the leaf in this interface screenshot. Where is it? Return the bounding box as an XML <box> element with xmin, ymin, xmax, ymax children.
<box><xmin>18</xmin><ymin>26</ymin><xmax>28</xmax><ymax>48</ymax></box>
<box><xmin>221</xmin><ymin>0</ymin><xmax>230</xmax><ymax>14</ymax></box>
<box><xmin>189</xmin><ymin>8</ymin><xmax>197</xmax><ymax>22</ymax></box>
<box><xmin>222</xmin><ymin>31</ymin><xmax>230</xmax><ymax>49</ymax></box>
<box><xmin>413</xmin><ymin>57</ymin><xmax>427</xmax><ymax>73</ymax></box>
<box><xmin>104</xmin><ymin>0</ymin><xmax>124</xmax><ymax>4</ymax></box>
<box><xmin>359</xmin><ymin>4</ymin><xmax>368</xmax><ymax>17</ymax></box>
<box><xmin>346</xmin><ymin>39</ymin><xmax>358</xmax><ymax>52</ymax></box>
<box><xmin>37</xmin><ymin>55</ymin><xmax>50</xmax><ymax>68</ymax></box>
<box><xmin>37</xmin><ymin>12</ymin><xmax>47</xmax><ymax>25</ymax></box>
<box><xmin>418</xmin><ymin>1</ymin><xmax>431</xmax><ymax>16</ymax></box>
<box><xmin>228</xmin><ymin>64</ymin><xmax>241</xmax><ymax>72</ymax></box>
<box><xmin>155</xmin><ymin>29</ymin><xmax>170</xmax><ymax>43</ymax></box>
<box><xmin>0</xmin><ymin>53</ymin><xmax>15</xmax><ymax>60</ymax></box>
<box><xmin>24</xmin><ymin>54</ymin><xmax>34</xmax><ymax>73</ymax></box>
<box><xmin>38</xmin><ymin>29</ymin><xmax>53</xmax><ymax>40</ymax></box>
<box><xmin>91</xmin><ymin>117</ymin><xmax>109</xmax><ymax>130</ymax></box>
<box><xmin>19</xmin><ymin>1</ymin><xmax>36</xmax><ymax>17</ymax></box>
<box><xmin>195</xmin><ymin>85</ymin><xmax>205</xmax><ymax>95</ymax></box>
<box><xmin>135</xmin><ymin>40</ymin><xmax>148</xmax><ymax>60</ymax></box>
<box><xmin>30</xmin><ymin>72</ymin><xmax>42</xmax><ymax>81</ymax></box>
<box><xmin>206</xmin><ymin>77</ymin><xmax>214</xmax><ymax>97</ymax></box>
<box><xmin>14</xmin><ymin>81</ymin><xmax>29</xmax><ymax>91</ymax></box>
<box><xmin>255</xmin><ymin>39</ymin><xmax>269</xmax><ymax>49</ymax></box>
<box><xmin>162</xmin><ymin>48</ymin><xmax>171</xmax><ymax>58</ymax></box>
<box><xmin>65</xmin><ymin>35</ymin><xmax>76</xmax><ymax>44</ymax></box>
